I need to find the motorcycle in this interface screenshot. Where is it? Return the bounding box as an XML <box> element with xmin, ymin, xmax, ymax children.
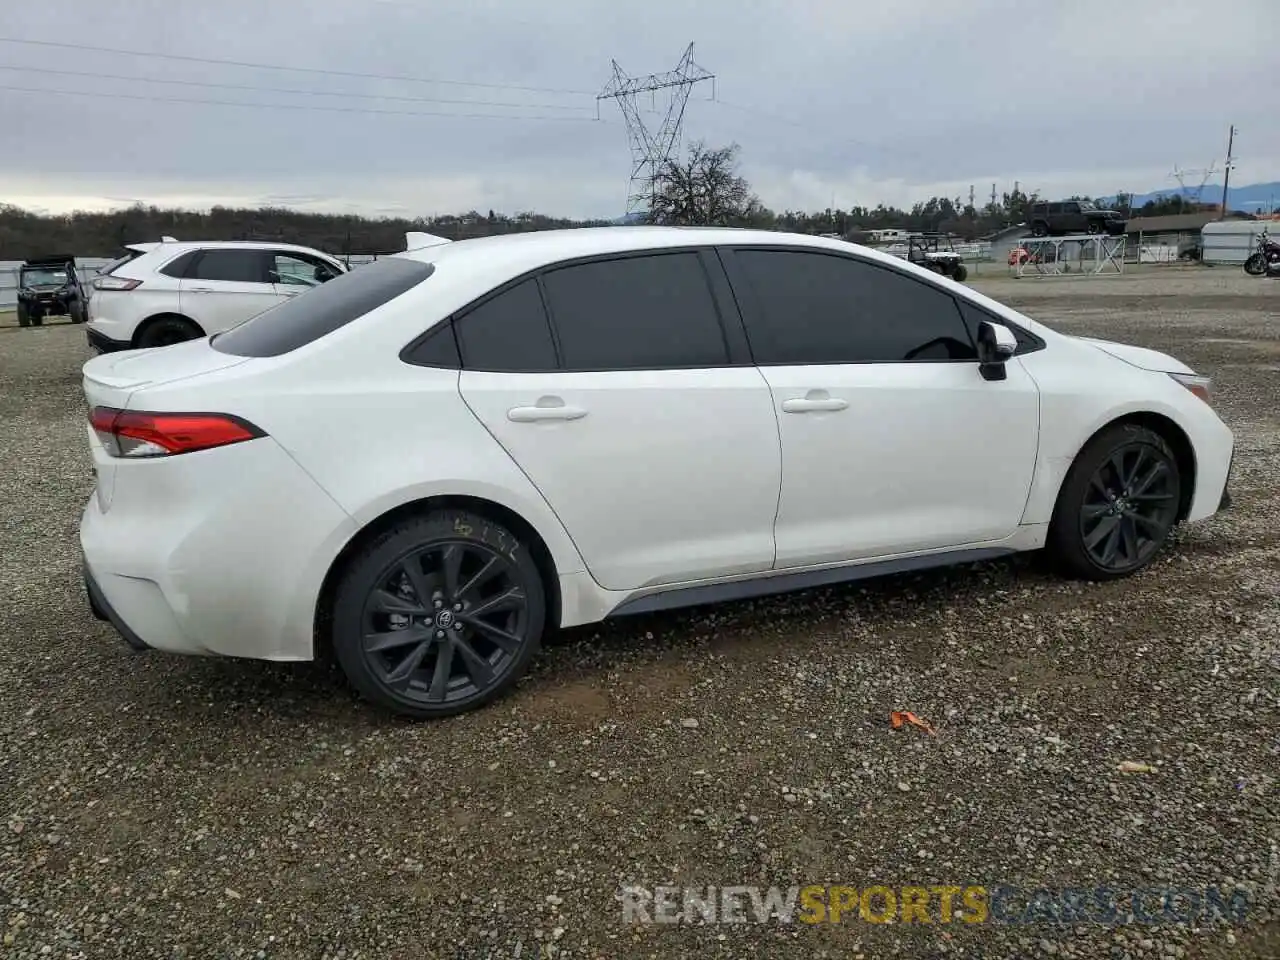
<box><xmin>1243</xmin><ymin>228</ymin><xmax>1280</xmax><ymax>276</ymax></box>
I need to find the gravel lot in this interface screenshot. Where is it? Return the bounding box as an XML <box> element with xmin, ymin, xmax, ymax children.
<box><xmin>1</xmin><ymin>268</ymin><xmax>1277</xmax><ymax>959</ymax></box>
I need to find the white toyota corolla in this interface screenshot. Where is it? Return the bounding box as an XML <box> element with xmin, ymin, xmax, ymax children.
<box><xmin>80</xmin><ymin>227</ymin><xmax>1234</xmax><ymax>719</ymax></box>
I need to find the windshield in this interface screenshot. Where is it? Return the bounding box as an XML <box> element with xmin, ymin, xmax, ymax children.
<box><xmin>1078</xmin><ymin>200</ymin><xmax>1097</xmax><ymax>211</ymax></box>
<box><xmin>22</xmin><ymin>268</ymin><xmax>68</xmax><ymax>285</ymax></box>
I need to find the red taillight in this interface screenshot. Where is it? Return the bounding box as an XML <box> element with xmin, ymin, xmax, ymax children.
<box><xmin>89</xmin><ymin>406</ymin><xmax>264</xmax><ymax>457</ymax></box>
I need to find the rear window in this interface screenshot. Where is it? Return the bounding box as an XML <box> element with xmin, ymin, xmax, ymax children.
<box><xmin>99</xmin><ymin>250</ymin><xmax>145</xmax><ymax>276</ymax></box>
<box><xmin>210</xmin><ymin>257</ymin><xmax>434</xmax><ymax>357</ymax></box>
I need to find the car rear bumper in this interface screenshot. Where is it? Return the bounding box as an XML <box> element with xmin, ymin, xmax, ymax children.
<box><xmin>86</xmin><ymin>326</ymin><xmax>131</xmax><ymax>353</ymax></box>
<box><xmin>83</xmin><ymin>558</ymin><xmax>151</xmax><ymax>652</ymax></box>
<box><xmin>79</xmin><ymin>435</ymin><xmax>358</xmax><ymax>660</ymax></box>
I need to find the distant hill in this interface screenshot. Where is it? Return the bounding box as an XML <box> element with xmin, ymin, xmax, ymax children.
<box><xmin>1100</xmin><ymin>181</ymin><xmax>1279</xmax><ymax>213</ymax></box>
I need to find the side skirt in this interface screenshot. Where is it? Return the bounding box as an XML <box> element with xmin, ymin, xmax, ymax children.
<box><xmin>606</xmin><ymin>547</ymin><xmax>1018</xmax><ymax>618</ymax></box>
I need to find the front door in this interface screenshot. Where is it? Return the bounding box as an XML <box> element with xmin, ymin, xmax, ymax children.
<box><xmin>455</xmin><ymin>251</ymin><xmax>782</xmax><ymax>592</ymax></box>
<box><xmin>178</xmin><ymin>249</ymin><xmax>281</xmax><ymax>335</ymax></box>
<box><xmin>721</xmin><ymin>246</ymin><xmax>1040</xmax><ymax>568</ymax></box>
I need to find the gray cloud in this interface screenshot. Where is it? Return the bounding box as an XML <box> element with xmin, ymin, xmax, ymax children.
<box><xmin>0</xmin><ymin>0</ymin><xmax>1275</xmax><ymax>218</ymax></box>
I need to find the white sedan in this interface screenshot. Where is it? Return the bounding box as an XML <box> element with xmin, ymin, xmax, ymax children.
<box><xmin>79</xmin><ymin>227</ymin><xmax>1234</xmax><ymax>719</ymax></box>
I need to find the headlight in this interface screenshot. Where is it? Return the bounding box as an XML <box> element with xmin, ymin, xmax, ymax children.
<box><xmin>1169</xmin><ymin>372</ymin><xmax>1212</xmax><ymax>405</ymax></box>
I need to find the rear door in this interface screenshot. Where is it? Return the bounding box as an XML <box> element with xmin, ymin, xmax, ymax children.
<box><xmin>456</xmin><ymin>249</ymin><xmax>782</xmax><ymax>592</ymax></box>
<box><xmin>178</xmin><ymin>249</ymin><xmax>280</xmax><ymax>334</ymax></box>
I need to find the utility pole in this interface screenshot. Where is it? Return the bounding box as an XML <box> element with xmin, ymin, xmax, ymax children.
<box><xmin>1219</xmin><ymin>125</ymin><xmax>1236</xmax><ymax>219</ymax></box>
<box><xmin>968</xmin><ymin>184</ymin><xmax>975</xmax><ymax>211</ymax></box>
<box><xmin>598</xmin><ymin>44</ymin><xmax>714</xmax><ymax>218</ymax></box>
<box><xmin>990</xmin><ymin>183</ymin><xmax>997</xmax><ymax>211</ymax></box>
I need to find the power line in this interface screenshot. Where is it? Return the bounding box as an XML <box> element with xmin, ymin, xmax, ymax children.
<box><xmin>0</xmin><ymin>82</ymin><xmax>605</xmax><ymax>121</ymax></box>
<box><xmin>708</xmin><ymin>98</ymin><xmax>889</xmax><ymax>154</ymax></box>
<box><xmin>0</xmin><ymin>64</ymin><xmax>595</xmax><ymax>112</ymax></box>
<box><xmin>0</xmin><ymin>35</ymin><xmax>597</xmax><ymax>96</ymax></box>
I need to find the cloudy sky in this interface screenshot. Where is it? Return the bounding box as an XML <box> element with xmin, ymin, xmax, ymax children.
<box><xmin>1</xmin><ymin>0</ymin><xmax>1276</xmax><ymax>219</ymax></box>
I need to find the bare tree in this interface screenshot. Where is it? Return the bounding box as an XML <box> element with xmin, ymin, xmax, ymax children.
<box><xmin>648</xmin><ymin>141</ymin><xmax>764</xmax><ymax>227</ymax></box>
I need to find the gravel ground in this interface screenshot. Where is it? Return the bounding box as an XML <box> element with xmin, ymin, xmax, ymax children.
<box><xmin>1</xmin><ymin>268</ymin><xmax>1277</xmax><ymax>959</ymax></box>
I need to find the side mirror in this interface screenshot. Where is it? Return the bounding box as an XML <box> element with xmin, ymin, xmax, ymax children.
<box><xmin>976</xmin><ymin>320</ymin><xmax>1018</xmax><ymax>382</ymax></box>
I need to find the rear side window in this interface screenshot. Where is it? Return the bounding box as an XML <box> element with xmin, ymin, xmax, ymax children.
<box><xmin>455</xmin><ymin>278</ymin><xmax>558</xmax><ymax>372</ymax></box>
<box><xmin>732</xmin><ymin>249</ymin><xmax>976</xmax><ymax>364</ymax></box>
<box><xmin>158</xmin><ymin>250</ymin><xmax>200</xmax><ymax>279</ymax></box>
<box><xmin>212</xmin><ymin>257</ymin><xmax>434</xmax><ymax>357</ymax></box>
<box><xmin>189</xmin><ymin>249</ymin><xmax>268</xmax><ymax>283</ymax></box>
<box><xmin>540</xmin><ymin>252</ymin><xmax>729</xmax><ymax>371</ymax></box>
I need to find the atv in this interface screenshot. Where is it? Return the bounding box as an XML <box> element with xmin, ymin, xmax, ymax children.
<box><xmin>16</xmin><ymin>255</ymin><xmax>87</xmax><ymax>328</ymax></box>
<box><xmin>902</xmin><ymin>234</ymin><xmax>968</xmax><ymax>282</ymax></box>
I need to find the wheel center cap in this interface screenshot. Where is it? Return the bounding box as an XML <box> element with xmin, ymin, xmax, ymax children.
<box><xmin>434</xmin><ymin>609</ymin><xmax>455</xmax><ymax>629</ymax></box>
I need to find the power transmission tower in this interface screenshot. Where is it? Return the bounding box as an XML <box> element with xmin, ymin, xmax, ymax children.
<box><xmin>1169</xmin><ymin>163</ymin><xmax>1216</xmax><ymax>204</ymax></box>
<box><xmin>597</xmin><ymin>43</ymin><xmax>714</xmax><ymax>218</ymax></box>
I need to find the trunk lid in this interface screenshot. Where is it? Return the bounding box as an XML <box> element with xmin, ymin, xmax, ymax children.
<box><xmin>82</xmin><ymin>338</ymin><xmax>250</xmax><ymax>410</ymax></box>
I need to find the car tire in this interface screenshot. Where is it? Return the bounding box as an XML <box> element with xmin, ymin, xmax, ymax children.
<box><xmin>1031</xmin><ymin>222</ymin><xmax>1048</xmax><ymax>237</ymax></box>
<box><xmin>329</xmin><ymin>509</ymin><xmax>546</xmax><ymax>719</ymax></box>
<box><xmin>1087</xmin><ymin>221</ymin><xmax>1102</xmax><ymax>235</ymax></box>
<box><xmin>69</xmin><ymin>301</ymin><xmax>87</xmax><ymax>324</ymax></box>
<box><xmin>952</xmin><ymin>263</ymin><xmax>968</xmax><ymax>282</ymax></box>
<box><xmin>16</xmin><ymin>303</ymin><xmax>30</xmax><ymax>328</ymax></box>
<box><xmin>1047</xmin><ymin>423</ymin><xmax>1182</xmax><ymax>581</ymax></box>
<box><xmin>135</xmin><ymin>316</ymin><xmax>202</xmax><ymax>348</ymax></box>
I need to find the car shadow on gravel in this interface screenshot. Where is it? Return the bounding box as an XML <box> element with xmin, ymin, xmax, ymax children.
<box><xmin>98</xmin><ymin>553</ymin><xmax>1049</xmax><ymax>731</ymax></box>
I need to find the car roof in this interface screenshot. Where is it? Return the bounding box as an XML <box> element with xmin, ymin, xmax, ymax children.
<box><xmin>397</xmin><ymin>225</ymin><xmax>904</xmax><ymax>277</ymax></box>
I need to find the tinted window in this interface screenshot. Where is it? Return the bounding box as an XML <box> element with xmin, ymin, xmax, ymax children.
<box><xmin>158</xmin><ymin>250</ymin><xmax>200</xmax><ymax>279</ymax></box>
<box><xmin>733</xmin><ymin>250</ymin><xmax>976</xmax><ymax>364</ymax></box>
<box><xmin>212</xmin><ymin>257</ymin><xmax>434</xmax><ymax>357</ymax></box>
<box><xmin>402</xmin><ymin>320</ymin><xmax>461</xmax><ymax>369</ymax></box>
<box><xmin>455</xmin><ymin>278</ymin><xmax>558</xmax><ymax>371</ymax></box>
<box><xmin>541</xmin><ymin>253</ymin><xmax>729</xmax><ymax>370</ymax></box>
<box><xmin>189</xmin><ymin>249</ymin><xmax>267</xmax><ymax>283</ymax></box>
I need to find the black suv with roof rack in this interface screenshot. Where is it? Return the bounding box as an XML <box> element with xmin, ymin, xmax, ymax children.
<box><xmin>1027</xmin><ymin>200</ymin><xmax>1126</xmax><ymax>237</ymax></box>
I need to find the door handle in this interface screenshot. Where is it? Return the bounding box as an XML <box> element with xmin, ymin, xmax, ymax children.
<box><xmin>507</xmin><ymin>398</ymin><xmax>587</xmax><ymax>423</ymax></box>
<box><xmin>781</xmin><ymin>392</ymin><xmax>848</xmax><ymax>414</ymax></box>
<box><xmin>188</xmin><ymin>286</ymin><xmax>215</xmax><ymax>293</ymax></box>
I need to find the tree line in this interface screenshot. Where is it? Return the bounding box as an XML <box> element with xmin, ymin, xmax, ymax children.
<box><xmin>0</xmin><ymin>143</ymin><xmax>1226</xmax><ymax>260</ymax></box>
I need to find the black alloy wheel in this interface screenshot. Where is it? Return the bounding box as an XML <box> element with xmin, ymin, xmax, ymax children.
<box><xmin>331</xmin><ymin>510</ymin><xmax>545</xmax><ymax>718</ymax></box>
<box><xmin>1049</xmin><ymin>424</ymin><xmax>1182</xmax><ymax>580</ymax></box>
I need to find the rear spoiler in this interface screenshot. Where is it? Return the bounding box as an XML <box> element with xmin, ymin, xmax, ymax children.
<box><xmin>406</xmin><ymin>231</ymin><xmax>451</xmax><ymax>252</ymax></box>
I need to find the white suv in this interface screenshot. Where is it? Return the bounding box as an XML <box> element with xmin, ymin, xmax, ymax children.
<box><xmin>79</xmin><ymin>227</ymin><xmax>1234</xmax><ymax>720</ymax></box>
<box><xmin>86</xmin><ymin>239</ymin><xmax>348</xmax><ymax>351</ymax></box>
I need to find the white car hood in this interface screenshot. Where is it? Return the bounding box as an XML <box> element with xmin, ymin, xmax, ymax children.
<box><xmin>1073</xmin><ymin>336</ymin><xmax>1194</xmax><ymax>375</ymax></box>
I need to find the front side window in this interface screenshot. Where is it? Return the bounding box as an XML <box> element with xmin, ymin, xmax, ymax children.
<box><xmin>540</xmin><ymin>252</ymin><xmax>730</xmax><ymax>371</ymax></box>
<box><xmin>732</xmin><ymin>249</ymin><xmax>977</xmax><ymax>364</ymax></box>
<box><xmin>189</xmin><ymin>249</ymin><xmax>268</xmax><ymax>284</ymax></box>
<box><xmin>269</xmin><ymin>252</ymin><xmax>341</xmax><ymax>287</ymax></box>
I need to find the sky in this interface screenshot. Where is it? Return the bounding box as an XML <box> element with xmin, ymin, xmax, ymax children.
<box><xmin>0</xmin><ymin>0</ymin><xmax>1276</xmax><ymax>220</ymax></box>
